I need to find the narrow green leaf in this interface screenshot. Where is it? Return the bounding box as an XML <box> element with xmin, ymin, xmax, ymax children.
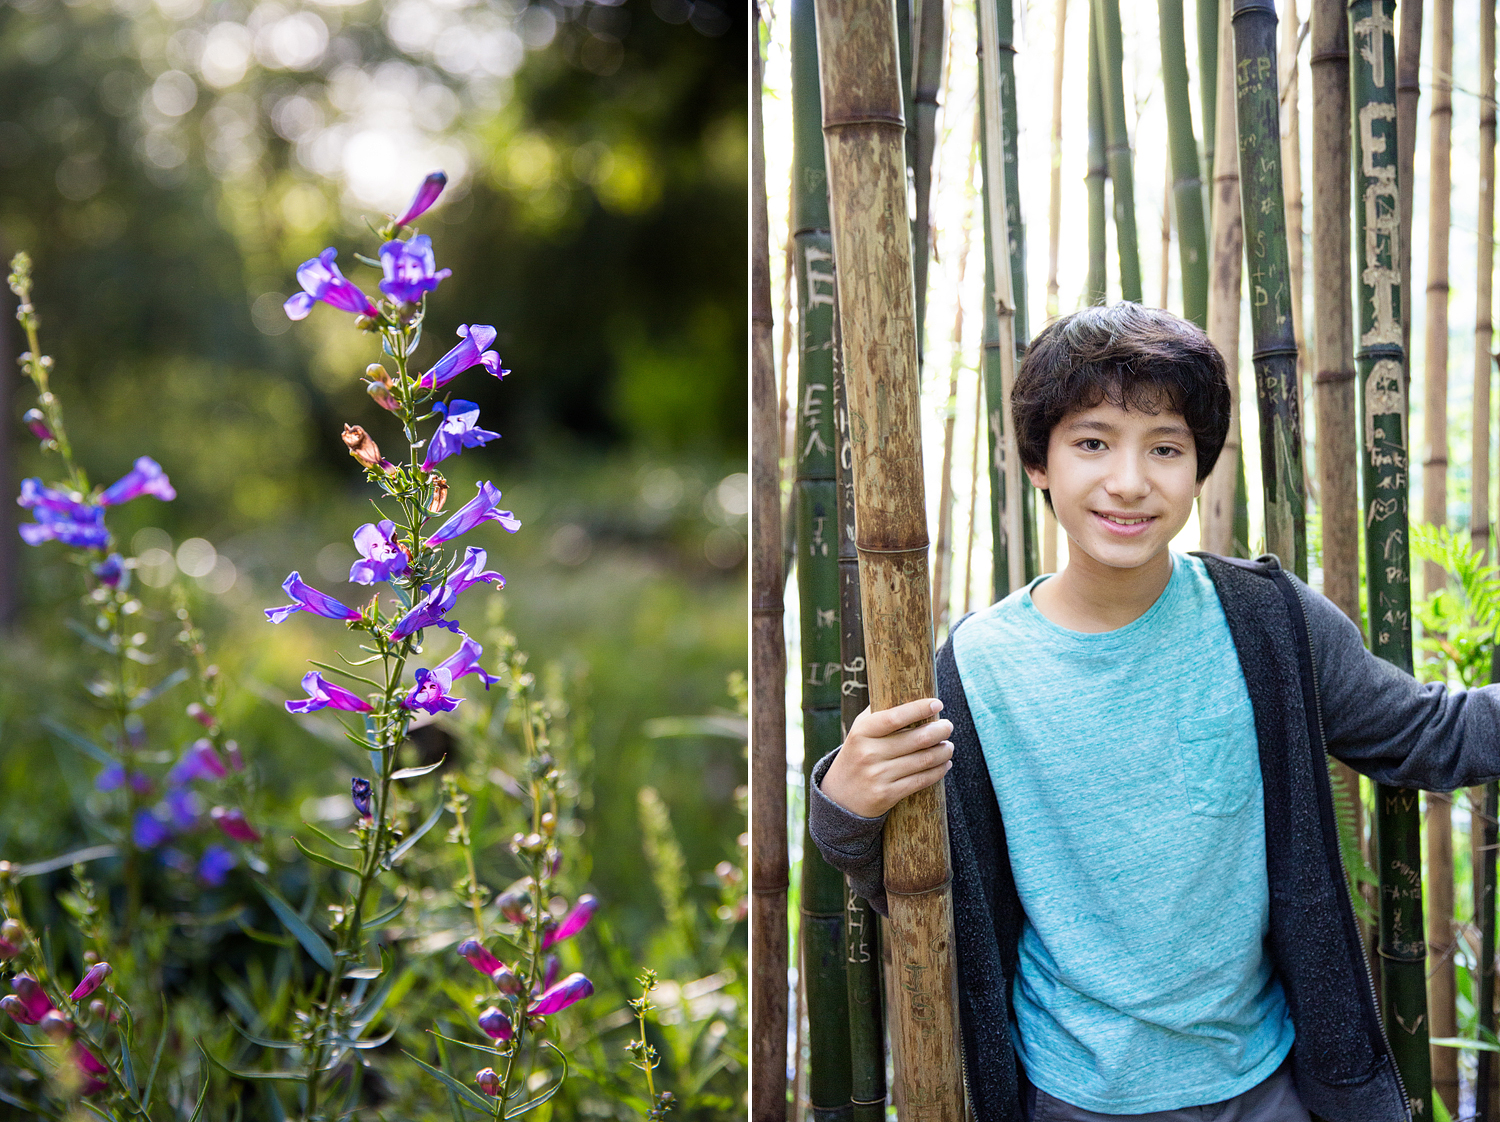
<box><xmin>1430</xmin><ymin>1035</ymin><xmax>1500</xmax><ymax>1052</ymax></box>
<box><xmin>15</xmin><ymin>844</ymin><xmax>117</xmax><ymax>879</ymax></box>
<box><xmin>332</xmin><ymin>1025</ymin><xmax>398</xmax><ymax>1050</ymax></box>
<box><xmin>254</xmin><ymin>881</ymin><xmax>335</xmax><ymax>971</ymax></box>
<box><xmin>435</xmin><ymin>1031</ymin><xmax>470</xmax><ymax>1122</ymax></box>
<box><xmin>187</xmin><ymin>1072</ymin><xmax>211</xmax><ymax>1122</ymax></box>
<box><xmin>66</xmin><ymin>618</ymin><xmax>118</xmax><ymax>654</ymax></box>
<box><xmin>364</xmin><ymin>896</ymin><xmax>408</xmax><ymax>929</ymax></box>
<box><xmin>405</xmin><ymin>1051</ymin><xmax>495</xmax><ymax>1113</ymax></box>
<box><xmin>0</xmin><ymin>1030</ymin><xmax>51</xmax><ymax>1050</ymax></box>
<box><xmin>426</xmin><ymin>1029</ymin><xmax>502</xmax><ymax>1058</ymax></box>
<box><xmin>234</xmin><ymin>916</ymin><xmax>295</xmax><ymax>948</ymax></box>
<box><xmin>202</xmin><ymin>1048</ymin><xmax>303</xmax><ymax>1082</ymax></box>
<box><xmin>39</xmin><ymin>718</ymin><xmax>115</xmax><ymax>767</ymax></box>
<box><xmin>503</xmin><ymin>1041</ymin><xmax>568</xmax><ymax>1118</ymax></box>
<box><xmin>141</xmin><ymin>1000</ymin><xmax>170</xmax><ymax>1111</ymax></box>
<box><xmin>292</xmin><ymin>836</ymin><xmax>363</xmax><ymax>877</ymax></box>
<box><xmin>128</xmin><ymin>667</ymin><xmax>191</xmax><ymax>711</ymax></box>
<box><xmin>391</xmin><ymin>757</ymin><xmax>447</xmax><ymax>781</ymax></box>
<box><xmin>302</xmin><ymin>821</ymin><xmax>362</xmax><ymax>851</ymax></box>
<box><xmin>230</xmin><ymin>1021</ymin><xmax>302</xmax><ymax>1050</ymax></box>
<box><xmin>307</xmin><ymin>660</ymin><xmax>384</xmax><ymax>691</ymax></box>
<box><xmin>118</xmin><ymin>1033</ymin><xmax>138</xmax><ymax>1099</ymax></box>
<box><xmin>345</xmin><ymin>966</ymin><xmax>383</xmax><ymax>980</ymax></box>
<box><xmin>384</xmin><ymin>799</ymin><xmax>445</xmax><ymax>868</ymax></box>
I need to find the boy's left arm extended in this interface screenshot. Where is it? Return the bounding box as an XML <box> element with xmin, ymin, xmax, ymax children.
<box><xmin>1305</xmin><ymin>584</ymin><xmax>1500</xmax><ymax>789</ymax></box>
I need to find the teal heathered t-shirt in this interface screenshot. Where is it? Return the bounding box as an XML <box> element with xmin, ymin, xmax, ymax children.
<box><xmin>951</xmin><ymin>552</ymin><xmax>1294</xmax><ymax>1112</ymax></box>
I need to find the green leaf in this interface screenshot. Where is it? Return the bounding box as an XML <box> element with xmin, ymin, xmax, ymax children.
<box><xmin>39</xmin><ymin>718</ymin><xmax>116</xmax><ymax>767</ymax></box>
<box><xmin>254</xmin><ymin>881</ymin><xmax>335</xmax><ymax>972</ymax></box>
<box><xmin>426</xmin><ymin>1029</ymin><xmax>502</xmax><ymax>1058</ymax></box>
<box><xmin>504</xmin><ymin>1040</ymin><xmax>568</xmax><ymax>1118</ymax></box>
<box><xmin>0</xmin><ymin>1030</ymin><xmax>52</xmax><ymax>1050</ymax></box>
<box><xmin>345</xmin><ymin>965</ymin><xmax>383</xmax><ymax>980</ymax></box>
<box><xmin>230</xmin><ymin>1021</ymin><xmax>302</xmax><ymax>1050</ymax></box>
<box><xmin>15</xmin><ymin>844</ymin><xmax>117</xmax><ymax>879</ymax></box>
<box><xmin>142</xmin><ymin>1000</ymin><xmax>170</xmax><ymax>1111</ymax></box>
<box><xmin>364</xmin><ymin>896</ymin><xmax>408</xmax><ymax>929</ymax></box>
<box><xmin>404</xmin><ymin>1051</ymin><xmax>495</xmax><ymax>1114</ymax></box>
<box><xmin>118</xmin><ymin>1033</ymin><xmax>138</xmax><ymax>1099</ymax></box>
<box><xmin>128</xmin><ymin>667</ymin><xmax>191</xmax><ymax>711</ymax></box>
<box><xmin>391</xmin><ymin>757</ymin><xmax>447</xmax><ymax>781</ymax></box>
<box><xmin>293</xmin><ymin>836</ymin><xmax>363</xmax><ymax>877</ymax></box>
<box><xmin>302</xmin><ymin>821</ymin><xmax>362</xmax><ymax>851</ymax></box>
<box><xmin>384</xmin><ymin>799</ymin><xmax>446</xmax><ymax>868</ymax></box>
<box><xmin>435</xmin><ymin>1031</ymin><xmax>470</xmax><ymax>1122</ymax></box>
<box><xmin>331</xmin><ymin>1026</ymin><xmax>398</xmax><ymax>1050</ymax></box>
<box><xmin>202</xmin><ymin>1048</ymin><xmax>303</xmax><ymax>1082</ymax></box>
<box><xmin>66</xmin><ymin>618</ymin><xmax>118</xmax><ymax>654</ymax></box>
<box><xmin>187</xmin><ymin>1072</ymin><xmax>211</xmax><ymax>1122</ymax></box>
<box><xmin>1430</xmin><ymin>1035</ymin><xmax>1500</xmax><ymax>1052</ymax></box>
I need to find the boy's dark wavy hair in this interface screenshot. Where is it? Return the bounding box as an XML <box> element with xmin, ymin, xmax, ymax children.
<box><xmin>1012</xmin><ymin>303</ymin><xmax>1232</xmax><ymax>501</ymax></box>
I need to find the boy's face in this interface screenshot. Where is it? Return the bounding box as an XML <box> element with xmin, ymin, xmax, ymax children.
<box><xmin>1025</xmin><ymin>399</ymin><xmax>1201</xmax><ymax>575</ymax></box>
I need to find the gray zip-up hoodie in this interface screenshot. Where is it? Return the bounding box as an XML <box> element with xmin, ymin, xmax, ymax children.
<box><xmin>809</xmin><ymin>554</ymin><xmax>1500</xmax><ymax>1122</ymax></box>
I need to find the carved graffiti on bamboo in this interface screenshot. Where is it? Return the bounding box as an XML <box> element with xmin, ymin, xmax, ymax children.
<box><xmin>802</xmin><ymin>381</ymin><xmax>831</xmax><ymax>462</ymax></box>
<box><xmin>841</xmin><ymin>655</ymin><xmax>868</xmax><ymax>697</ymax></box>
<box><xmin>846</xmin><ymin>886</ymin><xmax>874</xmax><ymax>966</ymax></box>
<box><xmin>1353</xmin><ymin>1</ymin><xmax>1394</xmax><ymax>89</ymax></box>
<box><xmin>1364</xmin><ymin>359</ymin><xmax>1407</xmax><ymax>453</ymax></box>
<box><xmin>804</xmin><ymin>244</ymin><xmax>836</xmax><ymax>310</ymax></box>
<box><xmin>810</xmin><ymin>514</ymin><xmax>829</xmax><ymax>557</ymax></box>
<box><xmin>1358</xmin><ymin>99</ymin><xmax>1400</xmax><ymax>345</ymax></box>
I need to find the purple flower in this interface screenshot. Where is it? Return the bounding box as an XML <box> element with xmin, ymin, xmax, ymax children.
<box><xmin>478</xmin><ymin>1007</ymin><xmax>513</xmax><ymax>1041</ymax></box>
<box><xmin>436</xmin><ymin>633</ymin><xmax>501</xmax><ymax>689</ymax></box>
<box><xmin>396</xmin><ymin>171</ymin><xmax>447</xmax><ymax>227</ymax></box>
<box><xmin>494</xmin><ymin>963</ymin><xmax>522</xmax><ymax>996</ymax></box>
<box><xmin>403</xmin><ymin>667</ymin><xmax>462</xmax><ymax>714</ymax></box>
<box><xmin>285</xmin><ymin>671</ymin><xmax>374</xmax><ymax>715</ymax></box>
<box><xmin>417</xmin><ymin>325</ymin><xmax>507</xmax><ymax>391</ymax></box>
<box><xmin>23</xmin><ymin>409</ymin><xmax>53</xmax><ymax>443</ymax></box>
<box><xmin>541</xmin><ymin>954</ymin><xmax>559</xmax><ymax>991</ymax></box>
<box><xmin>420</xmin><ymin>400</ymin><xmax>500</xmax><ymax>472</ymax></box>
<box><xmin>96</xmin><ymin>764</ymin><xmax>125</xmax><ymax>792</ymax></box>
<box><xmin>1</xmin><ymin>996</ymin><xmax>37</xmax><ymax>1025</ymax></box>
<box><xmin>17</xmin><ymin>479</ymin><xmax>107</xmax><ymax>548</ymax></box>
<box><xmin>93</xmin><ymin>553</ymin><xmax>124</xmax><ymax>587</ymax></box>
<box><xmin>349</xmin><ymin>520</ymin><xmax>408</xmax><ymax>585</ymax></box>
<box><xmin>352</xmin><ymin>777</ymin><xmax>373</xmax><ymax>819</ymax></box>
<box><xmin>11</xmin><ymin>975</ymin><xmax>53</xmax><ymax>1023</ymax></box>
<box><xmin>70</xmin><ymin>963</ymin><xmax>111</xmax><ymax>1002</ymax></box>
<box><xmin>379</xmin><ymin>236</ymin><xmax>451</xmax><ymax>304</ymax></box>
<box><xmin>390</xmin><ymin>547</ymin><xmax>505</xmax><ymax>640</ymax></box>
<box><xmin>210</xmin><ymin>806</ymin><xmax>261</xmax><ymax>844</ymax></box>
<box><xmin>424</xmin><ymin>482</ymin><xmax>521</xmax><ymax>547</ymax></box>
<box><xmin>530</xmin><ymin>972</ymin><xmax>593</xmax><ymax>1016</ymax></box>
<box><xmin>475</xmin><ymin>1068</ymin><xmax>502</xmax><ymax>1097</ymax></box>
<box><xmin>265</xmin><ymin>572</ymin><xmax>362</xmax><ymax>625</ymax></box>
<box><xmin>284</xmin><ymin>249</ymin><xmax>380</xmax><ymax>321</ymax></box>
<box><xmin>197</xmin><ymin>845</ymin><xmax>237</xmax><ymax>886</ymax></box>
<box><xmin>165</xmin><ymin>788</ymin><xmax>201</xmax><ymax>830</ymax></box>
<box><xmin>456</xmin><ymin>939</ymin><xmax>504</xmax><ymax>977</ymax></box>
<box><xmin>168</xmin><ymin>738</ymin><xmax>227</xmax><ymax>784</ymax></box>
<box><xmin>542</xmin><ymin>895</ymin><xmax>597</xmax><ymax>949</ymax></box>
<box><xmin>133</xmin><ymin>809</ymin><xmax>172</xmax><ymax>848</ymax></box>
<box><xmin>98</xmin><ymin>457</ymin><xmax>176</xmax><ymax>506</ymax></box>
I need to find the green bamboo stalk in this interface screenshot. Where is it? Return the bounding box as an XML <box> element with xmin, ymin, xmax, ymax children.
<box><xmin>793</xmin><ymin>0</ymin><xmax>854</xmax><ymax>1111</ymax></box>
<box><xmin>1349</xmin><ymin>0</ymin><xmax>1431</xmax><ymax>1111</ymax></box>
<box><xmin>1477</xmin><ymin>775</ymin><xmax>1498</xmax><ymax>1122</ymax></box>
<box><xmin>1085</xmin><ymin>0</ymin><xmax>1108</xmax><ymax>305</ymax></box>
<box><xmin>912</xmin><ymin>0</ymin><xmax>945</xmax><ymax>349</ymax></box>
<box><xmin>1230</xmin><ymin>0</ymin><xmax>1307</xmax><ymax>578</ymax></box>
<box><xmin>1199</xmin><ymin>0</ymin><xmax>1220</xmax><ymax>199</ymax></box>
<box><xmin>1092</xmin><ymin>0</ymin><xmax>1142</xmax><ymax>302</ymax></box>
<box><xmin>833</xmin><ymin>343</ymin><xmax>886</xmax><ymax>1122</ymax></box>
<box><xmin>1395</xmin><ymin>0</ymin><xmax>1422</xmax><ymax>366</ymax></box>
<box><xmin>1047</xmin><ymin>0</ymin><xmax>1069</xmax><ymax>319</ymax></box>
<box><xmin>980</xmin><ymin>50</ymin><xmax>1012</xmax><ymax>602</ymax></box>
<box><xmin>1160</xmin><ymin>0</ymin><xmax>1211</xmax><ymax>326</ymax></box>
<box><xmin>1473</xmin><ymin>0</ymin><xmax>1496</xmax><ymax>564</ymax></box>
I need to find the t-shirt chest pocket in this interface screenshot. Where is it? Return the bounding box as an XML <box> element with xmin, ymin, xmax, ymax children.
<box><xmin>1174</xmin><ymin>702</ymin><xmax>1258</xmax><ymax>817</ymax></box>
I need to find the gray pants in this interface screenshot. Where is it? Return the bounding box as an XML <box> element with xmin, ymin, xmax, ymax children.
<box><xmin>1027</xmin><ymin>1062</ymin><xmax>1310</xmax><ymax>1122</ymax></box>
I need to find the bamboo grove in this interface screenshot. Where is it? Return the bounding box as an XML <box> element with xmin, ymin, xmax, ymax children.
<box><xmin>756</xmin><ymin>0</ymin><xmax>1500</xmax><ymax>1115</ymax></box>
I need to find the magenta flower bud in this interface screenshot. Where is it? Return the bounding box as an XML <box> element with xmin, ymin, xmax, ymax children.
<box><xmin>23</xmin><ymin>408</ymin><xmax>53</xmax><ymax>442</ymax></box>
<box><xmin>495</xmin><ymin>882</ymin><xmax>532</xmax><ymax>924</ymax></box>
<box><xmin>285</xmin><ymin>671</ymin><xmax>373</xmax><ymax>715</ymax></box>
<box><xmin>477</xmin><ymin>1007</ymin><xmax>513</xmax><ymax>1040</ymax></box>
<box><xmin>541</xmin><ymin>954</ymin><xmax>559</xmax><ymax>991</ymax></box>
<box><xmin>1</xmin><ymin>995</ymin><xmax>39</xmax><ymax>1025</ymax></box>
<box><xmin>456</xmin><ymin>939</ymin><xmax>503</xmax><ymax>977</ymax></box>
<box><xmin>93</xmin><ymin>553</ymin><xmax>125</xmax><ymax>588</ymax></box>
<box><xmin>210</xmin><ymin>806</ymin><xmax>262</xmax><ymax>843</ymax></box>
<box><xmin>13</xmin><ymin>974</ymin><xmax>53</xmax><ymax>1021</ymax></box>
<box><xmin>530</xmin><ymin>972</ymin><xmax>592</xmax><ymax>1016</ymax></box>
<box><xmin>542</xmin><ymin>894</ymin><xmax>597</xmax><ymax>949</ymax></box>
<box><xmin>0</xmin><ymin>938</ymin><xmax>17</xmax><ymax>959</ymax></box>
<box><xmin>395</xmin><ymin>171</ymin><xmax>447</xmax><ymax>227</ymax></box>
<box><xmin>70</xmin><ymin>963</ymin><xmax>111</xmax><ymax>1002</ymax></box>
<box><xmin>186</xmin><ymin>702</ymin><xmax>215</xmax><ymax>729</ymax></box>
<box><xmin>225</xmin><ymin>740</ymin><xmax>245</xmax><ymax>771</ymax></box>
<box><xmin>74</xmin><ymin>1043</ymin><xmax>109</xmax><ymax>1077</ymax></box>
<box><xmin>475</xmin><ymin>1067</ymin><xmax>502</xmax><ymax>1097</ymax></box>
<box><xmin>40</xmin><ymin>1010</ymin><xmax>73</xmax><ymax>1039</ymax></box>
<box><xmin>493</xmin><ymin>964</ymin><xmax>522</xmax><ymax>997</ymax></box>
<box><xmin>351</xmin><ymin>778</ymin><xmax>373</xmax><ymax>820</ymax></box>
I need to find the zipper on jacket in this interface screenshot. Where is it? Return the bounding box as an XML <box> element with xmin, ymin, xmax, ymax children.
<box><xmin>1287</xmin><ymin>575</ymin><xmax>1413</xmax><ymax>1121</ymax></box>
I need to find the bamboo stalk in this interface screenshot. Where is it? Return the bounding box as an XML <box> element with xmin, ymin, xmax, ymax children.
<box><xmin>1475</xmin><ymin>0</ymin><xmax>1497</xmax><ymax>564</ymax></box>
<box><xmin>792</xmin><ymin>0</ymin><xmax>855</xmax><ymax>1110</ymax></box>
<box><xmin>1421</xmin><ymin>4</ymin><xmax>1456</xmax><ymax>1108</ymax></box>
<box><xmin>1161</xmin><ymin>155</ymin><xmax>1173</xmax><ymax>309</ymax></box>
<box><xmin>1309</xmin><ymin>0</ymin><xmax>1364</xmax><ymax>950</ymax></box>
<box><xmin>981</xmin><ymin>69</ymin><xmax>1012</xmax><ymax>600</ymax></box>
<box><xmin>1160</xmin><ymin>0</ymin><xmax>1211</xmax><ymax>326</ymax></box>
<box><xmin>1048</xmin><ymin>0</ymin><xmax>1069</xmax><ymax>319</ymax></box>
<box><xmin>1478</xmin><ymin>777</ymin><xmax>1499</xmax><ymax>1122</ymax></box>
<box><xmin>813</xmin><ymin>0</ymin><xmax>964</xmax><ymax>1113</ymax></box>
<box><xmin>1085</xmin><ymin>1</ymin><xmax>1109</xmax><ymax>306</ymax></box>
<box><xmin>833</xmin><ymin>328</ymin><xmax>886</xmax><ymax>1122</ymax></box>
<box><xmin>1350</xmin><ymin>0</ymin><xmax>1432</xmax><ymax>1110</ymax></box>
<box><xmin>980</xmin><ymin>0</ymin><xmax>1026</xmax><ymax>597</ymax></box>
<box><xmin>1201</xmin><ymin>0</ymin><xmax>1244</xmax><ymax>555</ymax></box>
<box><xmin>912</xmin><ymin>0</ymin><xmax>946</xmax><ymax>349</ymax></box>
<box><xmin>1280</xmin><ymin>0</ymin><xmax>1308</xmax><ymax>474</ymax></box>
<box><xmin>1230</xmin><ymin>0</ymin><xmax>1307</xmax><ymax>579</ymax></box>
<box><xmin>1396</xmin><ymin>0</ymin><xmax>1422</xmax><ymax>367</ymax></box>
<box><xmin>751</xmin><ymin>19</ymin><xmax>789</xmax><ymax>1121</ymax></box>
<box><xmin>1200</xmin><ymin>0</ymin><xmax>1220</xmax><ymax>198</ymax></box>
<box><xmin>1092</xmin><ymin>0</ymin><xmax>1142</xmax><ymax>302</ymax></box>
<box><xmin>964</xmin><ymin>371</ymin><xmax>986</xmax><ymax>607</ymax></box>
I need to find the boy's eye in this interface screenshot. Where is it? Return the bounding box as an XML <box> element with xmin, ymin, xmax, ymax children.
<box><xmin>1153</xmin><ymin>445</ymin><xmax>1184</xmax><ymax>458</ymax></box>
<box><xmin>1078</xmin><ymin>438</ymin><xmax>1105</xmax><ymax>452</ymax></box>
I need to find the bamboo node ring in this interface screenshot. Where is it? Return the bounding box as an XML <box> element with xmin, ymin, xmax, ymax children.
<box><xmin>884</xmin><ymin>876</ymin><xmax>953</xmax><ymax>896</ymax></box>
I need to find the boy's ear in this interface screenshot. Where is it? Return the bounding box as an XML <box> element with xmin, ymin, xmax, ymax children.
<box><xmin>1024</xmin><ymin>463</ymin><xmax>1048</xmax><ymax>491</ymax></box>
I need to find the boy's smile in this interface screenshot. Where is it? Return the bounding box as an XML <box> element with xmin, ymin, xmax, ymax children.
<box><xmin>1025</xmin><ymin>399</ymin><xmax>1201</xmax><ymax>628</ymax></box>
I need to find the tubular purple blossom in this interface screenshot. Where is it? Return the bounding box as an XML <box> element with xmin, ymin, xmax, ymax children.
<box><xmin>529</xmin><ymin>972</ymin><xmax>593</xmax><ymax>1016</ymax></box>
<box><xmin>395</xmin><ymin>171</ymin><xmax>448</xmax><ymax>227</ymax></box>
<box><xmin>284</xmin><ymin>249</ymin><xmax>380</xmax><ymax>321</ymax></box>
<box><xmin>404</xmin><ymin>667</ymin><xmax>462</xmax><ymax>713</ymax></box>
<box><xmin>494</xmin><ymin>880</ymin><xmax>532</xmax><ymax>924</ymax></box>
<box><xmin>93</xmin><ymin>553</ymin><xmax>124</xmax><ymax>587</ymax></box>
<box><xmin>98</xmin><ymin>457</ymin><xmax>176</xmax><ymax>506</ymax></box>
<box><xmin>197</xmin><ymin>845</ymin><xmax>237</xmax><ymax>886</ymax></box>
<box><xmin>70</xmin><ymin>963</ymin><xmax>111</xmax><ymax>1002</ymax></box>
<box><xmin>423</xmin><ymin>482</ymin><xmax>521</xmax><ymax>546</ymax></box>
<box><xmin>420</xmin><ymin>400</ymin><xmax>500</xmax><ymax>472</ymax></box>
<box><xmin>542</xmin><ymin>894</ymin><xmax>597</xmax><ymax>948</ymax></box>
<box><xmin>23</xmin><ymin>409</ymin><xmax>53</xmax><ymax>442</ymax></box>
<box><xmin>17</xmin><ymin>480</ymin><xmax>107</xmax><ymax>548</ymax></box>
<box><xmin>1</xmin><ymin>995</ymin><xmax>38</xmax><ymax>1025</ymax></box>
<box><xmin>456</xmin><ymin>939</ymin><xmax>504</xmax><ymax>977</ymax></box>
<box><xmin>285</xmin><ymin>671</ymin><xmax>374</xmax><ymax>714</ymax></box>
<box><xmin>494</xmin><ymin>964</ymin><xmax>522</xmax><ymax>996</ymax></box>
<box><xmin>348</xmin><ymin>520</ymin><xmax>408</xmax><ymax>585</ymax></box>
<box><xmin>12</xmin><ymin>975</ymin><xmax>53</xmax><ymax>1022</ymax></box>
<box><xmin>416</xmin><ymin>325</ymin><xmax>507</xmax><ymax>390</ymax></box>
<box><xmin>351</xmin><ymin>777</ymin><xmax>373</xmax><ymax>819</ymax></box>
<box><xmin>390</xmin><ymin>547</ymin><xmax>505</xmax><ymax>639</ymax></box>
<box><xmin>436</xmin><ymin>633</ymin><xmax>501</xmax><ymax>689</ymax></box>
<box><xmin>379</xmin><ymin>236</ymin><xmax>451</xmax><ymax>304</ymax></box>
<box><xmin>475</xmin><ymin>1067</ymin><xmax>502</xmax><ymax>1097</ymax></box>
<box><xmin>541</xmin><ymin>954</ymin><xmax>559</xmax><ymax>991</ymax></box>
<box><xmin>478</xmin><ymin>1007</ymin><xmax>513</xmax><ymax>1040</ymax></box>
<box><xmin>169</xmin><ymin>738</ymin><xmax>227</xmax><ymax>784</ymax></box>
<box><xmin>40</xmin><ymin>1010</ymin><xmax>72</xmax><ymax>1039</ymax></box>
<box><xmin>210</xmin><ymin>806</ymin><xmax>262</xmax><ymax>843</ymax></box>
<box><xmin>265</xmin><ymin>572</ymin><xmax>362</xmax><ymax>624</ymax></box>
<box><xmin>0</xmin><ymin>938</ymin><xmax>18</xmax><ymax>960</ymax></box>
<box><xmin>133</xmin><ymin>809</ymin><xmax>172</xmax><ymax>848</ymax></box>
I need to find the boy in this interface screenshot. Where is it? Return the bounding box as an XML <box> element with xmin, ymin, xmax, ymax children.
<box><xmin>810</xmin><ymin>303</ymin><xmax>1500</xmax><ymax>1122</ymax></box>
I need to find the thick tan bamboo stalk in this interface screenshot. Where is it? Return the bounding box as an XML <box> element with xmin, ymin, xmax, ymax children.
<box><xmin>979</xmin><ymin>0</ymin><xmax>1025</xmax><ymax>595</ymax></box>
<box><xmin>1422</xmin><ymin>3</ymin><xmax>1456</xmax><ymax>1108</ymax></box>
<box><xmin>1280</xmin><ymin>0</ymin><xmax>1307</xmax><ymax>466</ymax></box>
<box><xmin>1397</xmin><ymin>0</ymin><xmax>1422</xmax><ymax>363</ymax></box>
<box><xmin>964</xmin><ymin>373</ymin><xmax>985</xmax><ymax>609</ymax></box>
<box><xmin>1476</xmin><ymin>0</ymin><xmax>1497</xmax><ymax>563</ymax></box>
<box><xmin>751</xmin><ymin>22</ymin><xmax>789</xmax><ymax>1121</ymax></box>
<box><xmin>1200</xmin><ymin>0</ymin><xmax>1243</xmax><ymax>555</ymax></box>
<box><xmin>813</xmin><ymin>0</ymin><xmax>964</xmax><ymax>1114</ymax></box>
<box><xmin>1048</xmin><ymin>0</ymin><xmax>1069</xmax><ymax>319</ymax></box>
